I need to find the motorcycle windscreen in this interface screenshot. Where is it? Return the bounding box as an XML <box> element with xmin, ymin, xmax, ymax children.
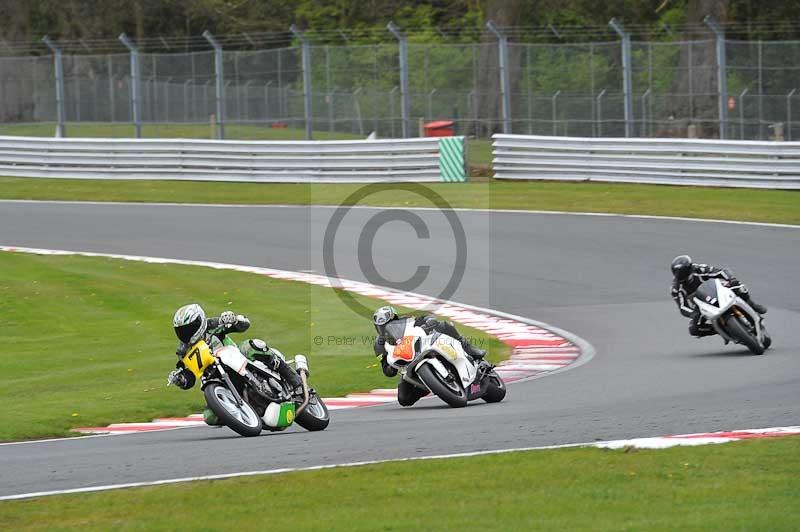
<box><xmin>181</xmin><ymin>340</ymin><xmax>215</xmax><ymax>379</ymax></box>
<box><xmin>693</xmin><ymin>279</ymin><xmax>720</xmax><ymax>306</ymax></box>
<box><xmin>383</xmin><ymin>319</ymin><xmax>411</xmax><ymax>344</ymax></box>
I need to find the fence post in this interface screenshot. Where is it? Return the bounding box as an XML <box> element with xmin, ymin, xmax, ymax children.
<box><xmin>608</xmin><ymin>19</ymin><xmax>634</xmax><ymax>138</ymax></box>
<box><xmin>387</xmin><ymin>22</ymin><xmax>410</xmax><ymax>138</ymax></box>
<box><xmin>224</xmin><ymin>80</ymin><xmax>233</xmax><ymax>122</ymax></box>
<box><xmin>551</xmin><ymin>90</ymin><xmax>561</xmax><ymax>136</ymax></box>
<box><xmin>641</xmin><ymin>89</ymin><xmax>651</xmax><ymax>137</ymax></box>
<box><xmin>118</xmin><ymin>33</ymin><xmax>142</xmax><ymax>138</ymax></box>
<box><xmin>486</xmin><ymin>21</ymin><xmax>512</xmax><ymax>134</ymax></box>
<box><xmin>289</xmin><ymin>25</ymin><xmax>313</xmax><ymax>140</ymax></box>
<box><xmin>427</xmin><ymin>89</ymin><xmax>437</xmax><ymax>120</ymax></box>
<box><xmin>264</xmin><ymin>81</ymin><xmax>272</xmax><ymax>122</ymax></box>
<box><xmin>389</xmin><ymin>86</ymin><xmax>398</xmax><ymax>137</ymax></box>
<box><xmin>596</xmin><ymin>89</ymin><xmax>606</xmax><ymax>136</ymax></box>
<box><xmin>788</xmin><ymin>89</ymin><xmax>796</xmax><ymax>141</ymax></box>
<box><xmin>41</xmin><ymin>36</ymin><xmax>66</xmax><ymax>137</ymax></box>
<box><xmin>183</xmin><ymin>80</ymin><xmax>193</xmax><ymax>122</ymax></box>
<box><xmin>242</xmin><ymin>80</ymin><xmax>253</xmax><ymax>123</ymax></box>
<box><xmin>107</xmin><ymin>54</ymin><xmax>115</xmax><ymax>123</ymax></box>
<box><xmin>202</xmin><ymin>31</ymin><xmax>225</xmax><ymax>139</ymax></box>
<box><xmin>328</xmin><ymin>88</ymin><xmax>335</xmax><ymax>133</ymax></box>
<box><xmin>757</xmin><ymin>40</ymin><xmax>764</xmax><ymax>140</ymax></box>
<box><xmin>353</xmin><ymin>87</ymin><xmax>364</xmax><ymax>135</ymax></box>
<box><xmin>739</xmin><ymin>88</ymin><xmax>748</xmax><ymax>140</ymax></box>
<box><xmin>164</xmin><ymin>77</ymin><xmax>172</xmax><ymax>122</ymax></box>
<box><xmin>704</xmin><ymin>16</ymin><xmax>728</xmax><ymax>139</ymax></box>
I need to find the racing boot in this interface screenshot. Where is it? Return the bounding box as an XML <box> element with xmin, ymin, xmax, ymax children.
<box><xmin>203</xmin><ymin>408</ymin><xmax>223</xmax><ymax>426</ymax></box>
<box><xmin>749</xmin><ymin>300</ymin><xmax>768</xmax><ymax>315</ymax></box>
<box><xmin>739</xmin><ymin>291</ymin><xmax>767</xmax><ymax>314</ymax></box>
<box><xmin>459</xmin><ymin>336</ymin><xmax>486</xmax><ymax>360</ymax></box>
<box><xmin>276</xmin><ymin>360</ymin><xmax>305</xmax><ymax>399</ymax></box>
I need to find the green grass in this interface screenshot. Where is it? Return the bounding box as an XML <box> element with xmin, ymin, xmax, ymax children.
<box><xmin>467</xmin><ymin>137</ymin><xmax>493</xmax><ymax>168</ymax></box>
<box><xmin>0</xmin><ymin>122</ymin><xmax>364</xmax><ymax>142</ymax></box>
<box><xmin>0</xmin><ymin>252</ymin><xmax>508</xmax><ymax>441</ymax></box>
<box><xmin>1</xmin><ymin>437</ymin><xmax>798</xmax><ymax>530</ymax></box>
<box><xmin>1</xmin><ymin>178</ymin><xmax>797</xmax><ymax>225</ymax></box>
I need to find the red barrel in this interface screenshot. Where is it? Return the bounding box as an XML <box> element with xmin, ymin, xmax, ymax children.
<box><xmin>423</xmin><ymin>120</ymin><xmax>455</xmax><ymax>137</ymax></box>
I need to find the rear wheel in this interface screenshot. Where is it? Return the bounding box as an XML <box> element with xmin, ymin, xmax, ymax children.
<box><xmin>417</xmin><ymin>363</ymin><xmax>468</xmax><ymax>408</ymax></box>
<box><xmin>204</xmin><ymin>383</ymin><xmax>262</xmax><ymax>437</ymax></box>
<box><xmin>726</xmin><ymin>315</ymin><xmax>764</xmax><ymax>355</ymax></box>
<box><xmin>482</xmin><ymin>371</ymin><xmax>507</xmax><ymax>403</ymax></box>
<box><xmin>295</xmin><ymin>392</ymin><xmax>330</xmax><ymax>431</ymax></box>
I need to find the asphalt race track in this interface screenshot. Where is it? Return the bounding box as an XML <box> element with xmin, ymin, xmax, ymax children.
<box><xmin>1</xmin><ymin>200</ymin><xmax>798</xmax><ymax>497</ymax></box>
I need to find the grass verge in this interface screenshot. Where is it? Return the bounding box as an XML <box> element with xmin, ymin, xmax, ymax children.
<box><xmin>1</xmin><ymin>437</ymin><xmax>798</xmax><ymax>530</ymax></box>
<box><xmin>0</xmin><ymin>252</ymin><xmax>508</xmax><ymax>441</ymax></box>
<box><xmin>0</xmin><ymin>122</ymin><xmax>364</xmax><ymax>142</ymax></box>
<box><xmin>0</xmin><ymin>178</ymin><xmax>797</xmax><ymax>225</ymax></box>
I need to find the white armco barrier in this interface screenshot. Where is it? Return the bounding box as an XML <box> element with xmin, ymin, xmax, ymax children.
<box><xmin>492</xmin><ymin>134</ymin><xmax>800</xmax><ymax>189</ymax></box>
<box><xmin>0</xmin><ymin>135</ymin><xmax>466</xmax><ymax>183</ymax></box>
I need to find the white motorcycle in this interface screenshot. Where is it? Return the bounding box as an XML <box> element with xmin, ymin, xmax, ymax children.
<box><xmin>384</xmin><ymin>318</ymin><xmax>506</xmax><ymax>408</ymax></box>
<box><xmin>693</xmin><ymin>278</ymin><xmax>772</xmax><ymax>355</ymax></box>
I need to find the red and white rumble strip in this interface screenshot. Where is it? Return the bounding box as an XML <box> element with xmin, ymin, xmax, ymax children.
<box><xmin>1</xmin><ymin>245</ymin><xmax>586</xmax><ymax>435</ymax></box>
<box><xmin>592</xmin><ymin>426</ymin><xmax>800</xmax><ymax>450</ymax></box>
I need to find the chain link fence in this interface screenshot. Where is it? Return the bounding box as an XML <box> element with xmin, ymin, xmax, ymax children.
<box><xmin>1</xmin><ymin>36</ymin><xmax>798</xmax><ymax>140</ymax></box>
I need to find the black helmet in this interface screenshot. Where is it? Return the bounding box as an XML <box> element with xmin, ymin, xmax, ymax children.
<box><xmin>671</xmin><ymin>255</ymin><xmax>693</xmax><ymax>282</ymax></box>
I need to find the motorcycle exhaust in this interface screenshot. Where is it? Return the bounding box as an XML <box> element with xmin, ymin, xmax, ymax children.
<box><xmin>294</xmin><ymin>354</ymin><xmax>311</xmax><ymax>416</ymax></box>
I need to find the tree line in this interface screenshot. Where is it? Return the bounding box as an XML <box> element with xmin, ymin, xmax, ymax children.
<box><xmin>3</xmin><ymin>0</ymin><xmax>800</xmax><ymax>48</ymax></box>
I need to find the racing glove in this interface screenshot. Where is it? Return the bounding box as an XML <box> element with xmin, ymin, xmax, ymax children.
<box><xmin>167</xmin><ymin>369</ymin><xmax>195</xmax><ymax>389</ymax></box>
<box><xmin>379</xmin><ymin>355</ymin><xmax>398</xmax><ymax>378</ymax></box>
<box><xmin>167</xmin><ymin>369</ymin><xmax>187</xmax><ymax>387</ymax></box>
<box><xmin>220</xmin><ymin>311</ymin><xmax>237</xmax><ymax>327</ymax></box>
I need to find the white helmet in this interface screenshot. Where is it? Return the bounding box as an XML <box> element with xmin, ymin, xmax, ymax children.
<box><xmin>373</xmin><ymin>305</ymin><xmax>398</xmax><ymax>326</ymax></box>
<box><xmin>173</xmin><ymin>304</ymin><xmax>207</xmax><ymax>344</ymax></box>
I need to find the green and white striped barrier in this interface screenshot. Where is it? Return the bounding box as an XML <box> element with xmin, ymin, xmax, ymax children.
<box><xmin>438</xmin><ymin>136</ymin><xmax>467</xmax><ymax>182</ymax></box>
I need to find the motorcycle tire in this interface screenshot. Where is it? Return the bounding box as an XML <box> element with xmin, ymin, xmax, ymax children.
<box><xmin>482</xmin><ymin>371</ymin><xmax>507</xmax><ymax>403</ymax></box>
<box><xmin>204</xmin><ymin>383</ymin><xmax>263</xmax><ymax>437</ymax></box>
<box><xmin>417</xmin><ymin>363</ymin><xmax>468</xmax><ymax>408</ymax></box>
<box><xmin>726</xmin><ymin>315</ymin><xmax>765</xmax><ymax>356</ymax></box>
<box><xmin>295</xmin><ymin>392</ymin><xmax>330</xmax><ymax>431</ymax></box>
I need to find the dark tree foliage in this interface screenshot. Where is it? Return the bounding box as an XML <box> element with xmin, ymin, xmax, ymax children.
<box><xmin>2</xmin><ymin>0</ymin><xmax>798</xmax><ymax>46</ymax></box>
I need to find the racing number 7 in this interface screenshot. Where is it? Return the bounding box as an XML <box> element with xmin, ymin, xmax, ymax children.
<box><xmin>188</xmin><ymin>348</ymin><xmax>204</xmax><ymax>371</ymax></box>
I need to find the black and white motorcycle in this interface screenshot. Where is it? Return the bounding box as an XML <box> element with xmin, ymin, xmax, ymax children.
<box><xmin>693</xmin><ymin>278</ymin><xmax>772</xmax><ymax>355</ymax></box>
<box><xmin>384</xmin><ymin>318</ymin><xmax>506</xmax><ymax>408</ymax></box>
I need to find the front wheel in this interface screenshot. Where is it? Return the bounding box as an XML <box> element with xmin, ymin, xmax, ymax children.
<box><xmin>417</xmin><ymin>363</ymin><xmax>468</xmax><ymax>408</ymax></box>
<box><xmin>726</xmin><ymin>315</ymin><xmax>764</xmax><ymax>355</ymax></box>
<box><xmin>204</xmin><ymin>383</ymin><xmax>262</xmax><ymax>437</ymax></box>
<box><xmin>294</xmin><ymin>392</ymin><xmax>330</xmax><ymax>431</ymax></box>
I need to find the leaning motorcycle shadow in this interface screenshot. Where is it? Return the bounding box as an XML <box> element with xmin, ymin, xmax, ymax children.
<box><xmin>179</xmin><ymin>426</ymin><xmax>315</xmax><ymax>442</ymax></box>
<box><xmin>684</xmin><ymin>347</ymin><xmax>767</xmax><ymax>358</ymax></box>
<box><xmin>400</xmin><ymin>400</ymin><xmax>506</xmax><ymax>411</ymax></box>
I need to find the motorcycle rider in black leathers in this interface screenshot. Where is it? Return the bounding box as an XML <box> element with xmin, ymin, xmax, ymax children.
<box><xmin>167</xmin><ymin>304</ymin><xmax>303</xmax><ymax>393</ymax></box>
<box><xmin>670</xmin><ymin>255</ymin><xmax>767</xmax><ymax>338</ymax></box>
<box><xmin>372</xmin><ymin>305</ymin><xmax>485</xmax><ymax>406</ymax></box>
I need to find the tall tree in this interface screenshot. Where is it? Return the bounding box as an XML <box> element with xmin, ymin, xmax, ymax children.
<box><xmin>668</xmin><ymin>0</ymin><xmax>729</xmax><ymax>137</ymax></box>
<box><xmin>477</xmin><ymin>0</ymin><xmax>523</xmax><ymax>135</ymax></box>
